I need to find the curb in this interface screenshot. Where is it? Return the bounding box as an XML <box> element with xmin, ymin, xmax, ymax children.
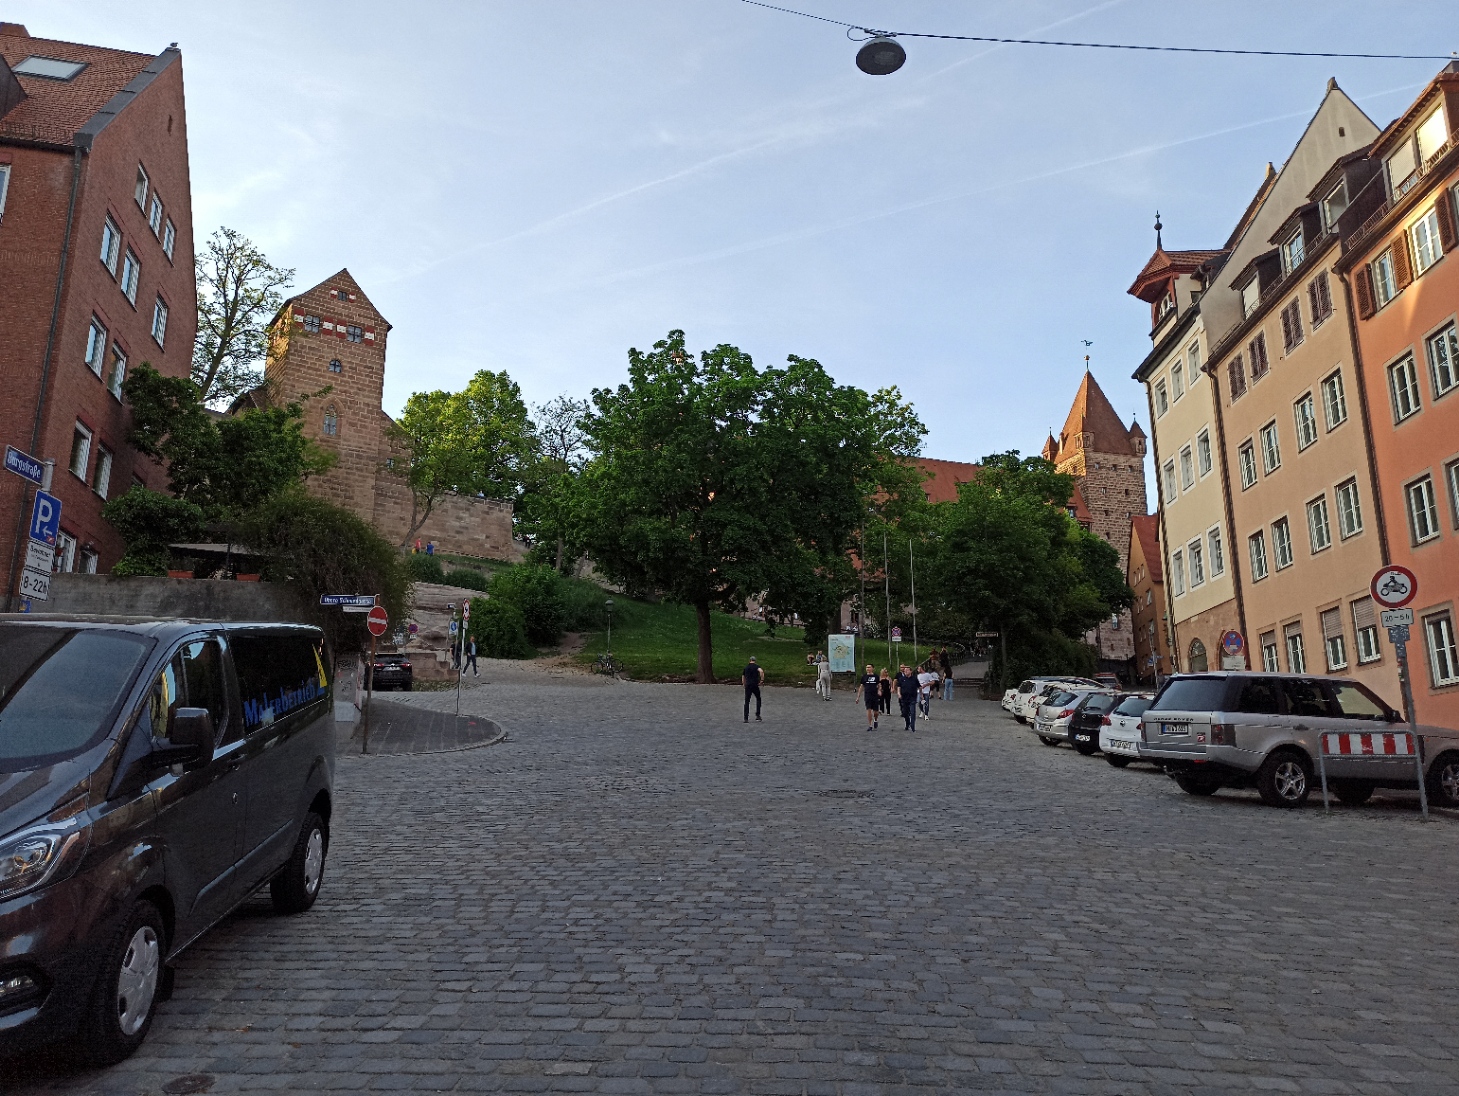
<box><xmin>339</xmin><ymin>720</ymin><xmax>508</xmax><ymax>761</ymax></box>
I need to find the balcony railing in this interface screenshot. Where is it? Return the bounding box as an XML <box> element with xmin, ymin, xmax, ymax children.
<box><xmin>1347</xmin><ymin>133</ymin><xmax>1459</xmax><ymax>255</ymax></box>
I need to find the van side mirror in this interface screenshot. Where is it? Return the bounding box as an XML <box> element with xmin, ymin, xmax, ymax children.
<box><xmin>154</xmin><ymin>707</ymin><xmax>215</xmax><ymax>769</ymax></box>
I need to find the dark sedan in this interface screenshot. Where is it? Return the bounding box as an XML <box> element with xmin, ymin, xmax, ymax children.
<box><xmin>370</xmin><ymin>654</ymin><xmax>413</xmax><ymax>691</ymax></box>
<box><xmin>1068</xmin><ymin>692</ymin><xmax>1123</xmax><ymax>755</ymax></box>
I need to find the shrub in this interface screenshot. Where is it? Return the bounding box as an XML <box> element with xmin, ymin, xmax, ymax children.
<box><xmin>101</xmin><ymin>486</ymin><xmax>206</xmax><ymax>577</ymax></box>
<box><xmin>446</xmin><ymin>567</ymin><xmax>490</xmax><ymax>592</ymax></box>
<box><xmin>466</xmin><ymin>596</ymin><xmax>534</xmax><ymax>659</ymax></box>
<box><xmin>489</xmin><ymin>563</ymin><xmax>566</xmax><ymax>646</ymax></box>
<box><xmin>404</xmin><ymin>552</ymin><xmax>445</xmax><ymax>583</ymax></box>
<box><xmin>559</xmin><ymin>576</ymin><xmax>609</xmax><ymax>631</ymax></box>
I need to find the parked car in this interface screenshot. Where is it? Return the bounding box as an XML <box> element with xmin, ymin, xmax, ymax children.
<box><xmin>1137</xmin><ymin>671</ymin><xmax>1459</xmax><ymax>809</ymax></box>
<box><xmin>371</xmin><ymin>653</ymin><xmax>413</xmax><ymax>691</ymax></box>
<box><xmin>1032</xmin><ymin>688</ymin><xmax>1111</xmax><ymax>746</ymax></box>
<box><xmin>1093</xmin><ymin>672</ymin><xmax>1122</xmax><ymax>691</ymax></box>
<box><xmin>1012</xmin><ymin>677</ymin><xmax>1099</xmax><ymax>723</ymax></box>
<box><xmin>1099</xmin><ymin>693</ymin><xmax>1155</xmax><ymax>766</ymax></box>
<box><xmin>1067</xmin><ymin>691</ymin><xmax>1123</xmax><ymax>755</ymax></box>
<box><xmin>0</xmin><ymin>618</ymin><xmax>336</xmax><ymax>1064</ymax></box>
<box><xmin>1001</xmin><ymin>687</ymin><xmax>1020</xmax><ymax>712</ymax></box>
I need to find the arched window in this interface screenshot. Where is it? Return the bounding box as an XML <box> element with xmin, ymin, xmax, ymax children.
<box><xmin>1188</xmin><ymin>638</ymin><xmax>1209</xmax><ymax>674</ymax></box>
<box><xmin>328</xmin><ymin>358</ymin><xmax>342</xmax><ymax>373</ymax></box>
<box><xmin>322</xmin><ymin>406</ymin><xmax>338</xmax><ymax>436</ymax></box>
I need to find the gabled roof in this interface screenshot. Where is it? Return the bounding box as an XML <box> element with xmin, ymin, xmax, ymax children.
<box><xmin>1127</xmin><ymin>247</ymin><xmax>1228</xmax><ymax>301</ymax></box>
<box><xmin>1068</xmin><ymin>484</ymin><xmax>1092</xmax><ymax>527</ymax></box>
<box><xmin>272</xmin><ymin>268</ymin><xmax>392</xmax><ymax>331</ymax></box>
<box><xmin>1131</xmin><ymin>514</ymin><xmax>1162</xmax><ymax>583</ymax></box>
<box><xmin>916</xmin><ymin>458</ymin><xmax>980</xmax><ymax>504</ymax></box>
<box><xmin>0</xmin><ymin>25</ymin><xmax>170</xmax><ymax>149</ymax></box>
<box><xmin>1223</xmin><ymin>162</ymin><xmax>1280</xmax><ymax>251</ymax></box>
<box><xmin>1054</xmin><ymin>372</ymin><xmax>1136</xmax><ymax>459</ymax></box>
<box><xmin>1367</xmin><ymin>63</ymin><xmax>1459</xmax><ymax>161</ymax></box>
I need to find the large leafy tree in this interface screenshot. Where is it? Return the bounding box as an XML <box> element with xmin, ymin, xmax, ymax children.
<box><xmin>570</xmin><ymin>330</ymin><xmax>894</xmax><ymax>683</ymax></box>
<box><xmin>388</xmin><ymin>369</ymin><xmax>536</xmax><ymax>548</ymax></box>
<box><xmin>192</xmin><ymin>228</ymin><xmax>294</xmax><ymax>406</ymax></box>
<box><xmin>518</xmin><ymin>394</ymin><xmax>590</xmax><ymax>572</ymax></box>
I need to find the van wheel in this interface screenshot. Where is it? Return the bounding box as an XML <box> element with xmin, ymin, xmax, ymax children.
<box><xmin>1106</xmin><ymin>756</ymin><xmax>1131</xmax><ymax>768</ymax></box>
<box><xmin>1174</xmin><ymin>771</ymin><xmax>1222</xmax><ymax>796</ymax></box>
<box><xmin>1073</xmin><ymin>739</ymin><xmax>1098</xmax><ymax>756</ymax></box>
<box><xmin>1332</xmin><ymin>779</ymin><xmax>1374</xmax><ymax>806</ymax></box>
<box><xmin>271</xmin><ymin>812</ymin><xmax>328</xmax><ymax>914</ymax></box>
<box><xmin>1425</xmin><ymin>752</ymin><xmax>1459</xmax><ymax>809</ymax></box>
<box><xmin>77</xmin><ymin>900</ymin><xmax>166</xmax><ymax>1066</ymax></box>
<box><xmin>1257</xmin><ymin>750</ymin><xmax>1311</xmax><ymax>808</ymax></box>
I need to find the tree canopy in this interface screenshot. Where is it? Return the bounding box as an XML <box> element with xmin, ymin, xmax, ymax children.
<box><xmin>192</xmin><ymin>227</ymin><xmax>294</xmax><ymax>406</ymax></box>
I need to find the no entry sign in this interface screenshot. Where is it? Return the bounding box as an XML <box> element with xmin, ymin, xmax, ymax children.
<box><xmin>366</xmin><ymin>605</ymin><xmax>389</xmax><ymax>637</ymax></box>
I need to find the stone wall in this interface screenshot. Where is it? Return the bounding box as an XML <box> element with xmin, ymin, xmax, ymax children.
<box><xmin>1058</xmin><ymin>449</ymin><xmax>1146</xmax><ymax>663</ymax></box>
<box><xmin>33</xmin><ymin>574</ymin><xmax>310</xmax><ymax>621</ymax></box>
<box><xmin>372</xmin><ymin>480</ymin><xmax>521</xmax><ymax>560</ymax></box>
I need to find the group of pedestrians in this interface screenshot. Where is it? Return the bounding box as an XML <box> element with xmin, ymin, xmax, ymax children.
<box><xmin>745</xmin><ymin>648</ymin><xmax>956</xmax><ymax>728</ymax></box>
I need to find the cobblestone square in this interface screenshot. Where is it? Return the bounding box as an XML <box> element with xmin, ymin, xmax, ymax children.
<box><xmin>11</xmin><ymin>670</ymin><xmax>1459</xmax><ymax>1094</ymax></box>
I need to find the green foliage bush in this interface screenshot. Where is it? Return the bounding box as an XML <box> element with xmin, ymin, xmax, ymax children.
<box><xmin>488</xmin><ymin>564</ymin><xmax>566</xmax><ymax>646</ymax></box>
<box><xmin>403</xmin><ymin>553</ymin><xmax>445</xmax><ymax>583</ymax></box>
<box><xmin>466</xmin><ymin>596</ymin><xmax>534</xmax><ymax>659</ymax></box>
<box><xmin>559</xmin><ymin>576</ymin><xmax>609</xmax><ymax>631</ymax></box>
<box><xmin>445</xmin><ymin>567</ymin><xmax>490</xmax><ymax>592</ymax></box>
<box><xmin>101</xmin><ymin>487</ymin><xmax>206</xmax><ymax>577</ymax></box>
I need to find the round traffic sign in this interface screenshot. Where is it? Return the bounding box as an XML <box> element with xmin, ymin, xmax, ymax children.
<box><xmin>1371</xmin><ymin>565</ymin><xmax>1418</xmax><ymax>609</ymax></box>
<box><xmin>366</xmin><ymin>605</ymin><xmax>389</xmax><ymax>637</ymax></box>
<box><xmin>1220</xmin><ymin>630</ymin><xmax>1245</xmax><ymax>656</ymax></box>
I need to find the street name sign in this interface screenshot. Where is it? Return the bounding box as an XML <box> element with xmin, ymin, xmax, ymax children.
<box><xmin>320</xmin><ymin>594</ymin><xmax>375</xmax><ymax>607</ymax></box>
<box><xmin>342</xmin><ymin>605</ymin><xmax>372</xmax><ymax>613</ymax></box>
<box><xmin>4</xmin><ymin>446</ymin><xmax>44</xmax><ymax>486</ymax></box>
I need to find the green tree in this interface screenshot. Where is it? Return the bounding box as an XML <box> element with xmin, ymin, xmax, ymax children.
<box><xmin>192</xmin><ymin>227</ymin><xmax>295</xmax><ymax>406</ymax></box>
<box><xmin>388</xmin><ymin>370</ymin><xmax>536</xmax><ymax>548</ymax></box>
<box><xmin>570</xmin><ymin>330</ymin><xmax>891</xmax><ymax>683</ymax></box>
<box><xmin>519</xmin><ymin>394</ymin><xmax>590</xmax><ymax>572</ymax></box>
<box><xmin>100</xmin><ymin>487</ymin><xmax>206</xmax><ymax>577</ymax></box>
<box><xmin>488</xmin><ymin>563</ymin><xmax>566</xmax><ymax>646</ymax></box>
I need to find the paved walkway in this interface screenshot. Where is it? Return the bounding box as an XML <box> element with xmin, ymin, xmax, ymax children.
<box><xmin>337</xmin><ymin>698</ymin><xmax>503</xmax><ymax>756</ymax></box>
<box><xmin>10</xmin><ymin>669</ymin><xmax>1459</xmax><ymax>1094</ymax></box>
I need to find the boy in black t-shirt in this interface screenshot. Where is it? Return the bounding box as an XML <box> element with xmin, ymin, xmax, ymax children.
<box><xmin>857</xmin><ymin>664</ymin><xmax>880</xmax><ymax>731</ymax></box>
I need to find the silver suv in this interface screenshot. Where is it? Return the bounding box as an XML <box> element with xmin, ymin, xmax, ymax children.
<box><xmin>1138</xmin><ymin>672</ymin><xmax>1459</xmax><ymax>809</ymax></box>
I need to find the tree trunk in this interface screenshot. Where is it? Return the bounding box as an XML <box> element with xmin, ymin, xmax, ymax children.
<box><xmin>695</xmin><ymin>598</ymin><xmax>714</xmax><ymax>684</ymax></box>
<box><xmin>555</xmin><ymin>537</ymin><xmax>565</xmax><ymax>574</ymax></box>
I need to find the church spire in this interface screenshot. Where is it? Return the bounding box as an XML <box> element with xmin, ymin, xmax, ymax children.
<box><xmin>1154</xmin><ymin>211</ymin><xmax>1164</xmax><ymax>250</ymax></box>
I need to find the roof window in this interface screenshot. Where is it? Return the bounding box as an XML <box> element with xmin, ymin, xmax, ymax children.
<box><xmin>12</xmin><ymin>55</ymin><xmax>87</xmax><ymax>80</ymax></box>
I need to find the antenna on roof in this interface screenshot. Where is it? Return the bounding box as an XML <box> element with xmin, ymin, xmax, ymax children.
<box><xmin>1154</xmin><ymin>211</ymin><xmax>1163</xmax><ymax>249</ymax></box>
<box><xmin>1081</xmin><ymin>340</ymin><xmax>1093</xmax><ymax>372</ymax></box>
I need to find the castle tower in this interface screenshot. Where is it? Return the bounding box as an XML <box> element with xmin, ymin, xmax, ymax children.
<box><xmin>262</xmin><ymin>270</ymin><xmax>392</xmax><ymax>521</ymax></box>
<box><xmin>1047</xmin><ymin>371</ymin><xmax>1148</xmax><ymax>665</ymax></box>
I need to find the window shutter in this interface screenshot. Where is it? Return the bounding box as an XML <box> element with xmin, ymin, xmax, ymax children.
<box><xmin>1321</xmin><ymin>607</ymin><xmax>1343</xmax><ymax>640</ymax></box>
<box><xmin>1280</xmin><ymin>306</ymin><xmax>1293</xmax><ymax>351</ymax></box>
<box><xmin>1308</xmin><ymin>280</ymin><xmax>1320</xmax><ymax>323</ymax></box>
<box><xmin>1355</xmin><ymin>267</ymin><xmax>1376</xmax><ymax>318</ymax></box>
<box><xmin>1228</xmin><ymin>356</ymin><xmax>1246</xmax><ymax>401</ymax></box>
<box><xmin>1392</xmin><ymin>231</ymin><xmax>1414</xmax><ymax>289</ymax></box>
<box><xmin>1352</xmin><ymin>597</ymin><xmax>1376</xmax><ymax>630</ymax></box>
<box><xmin>1436</xmin><ymin>188</ymin><xmax>1459</xmax><ymax>252</ymax></box>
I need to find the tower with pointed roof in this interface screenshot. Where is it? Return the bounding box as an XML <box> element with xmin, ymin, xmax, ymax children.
<box><xmin>1045</xmin><ymin>370</ymin><xmax>1148</xmax><ymax>664</ymax></box>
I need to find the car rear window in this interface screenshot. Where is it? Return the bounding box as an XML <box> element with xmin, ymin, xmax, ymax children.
<box><xmin>1081</xmin><ymin>693</ymin><xmax>1118</xmax><ymax>713</ymax></box>
<box><xmin>232</xmin><ymin>632</ymin><xmax>330</xmax><ymax>733</ymax></box>
<box><xmin>1048</xmin><ymin>691</ymin><xmax>1077</xmax><ymax>706</ymax></box>
<box><xmin>1149</xmin><ymin>677</ymin><xmax>1230</xmax><ymax>713</ymax></box>
<box><xmin>0</xmin><ymin>626</ymin><xmax>151</xmax><ymax>770</ymax></box>
<box><xmin>1113</xmin><ymin>696</ymin><xmax>1151</xmax><ymax>717</ymax></box>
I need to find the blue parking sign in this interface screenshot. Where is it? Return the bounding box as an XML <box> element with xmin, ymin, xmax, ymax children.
<box><xmin>29</xmin><ymin>490</ymin><xmax>61</xmax><ymax>546</ymax></box>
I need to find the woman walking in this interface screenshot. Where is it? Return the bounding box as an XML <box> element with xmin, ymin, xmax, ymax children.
<box><xmin>879</xmin><ymin>669</ymin><xmax>892</xmax><ymax>715</ymax></box>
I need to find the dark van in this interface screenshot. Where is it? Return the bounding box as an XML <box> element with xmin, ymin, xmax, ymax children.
<box><xmin>0</xmin><ymin>618</ymin><xmax>335</xmax><ymax>1064</ymax></box>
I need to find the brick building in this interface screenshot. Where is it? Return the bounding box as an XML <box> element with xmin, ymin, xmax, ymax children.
<box><xmin>1041</xmin><ymin>371</ymin><xmax>1149</xmax><ymax>666</ymax></box>
<box><xmin>1129</xmin><ymin>513</ymin><xmax>1172</xmax><ymax>682</ymax></box>
<box><xmin>243</xmin><ymin>270</ymin><xmax>518</xmax><ymax>560</ymax></box>
<box><xmin>1</xmin><ymin>25</ymin><xmax>195</xmax><ymax>603</ymax></box>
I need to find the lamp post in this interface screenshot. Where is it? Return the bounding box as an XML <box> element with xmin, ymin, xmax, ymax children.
<box><xmin>605</xmin><ymin>598</ymin><xmax>614</xmax><ymax>656</ymax></box>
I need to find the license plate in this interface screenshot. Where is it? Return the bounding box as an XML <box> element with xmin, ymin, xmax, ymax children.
<box><xmin>1074</xmin><ymin>733</ymin><xmax>1091</xmax><ymax>743</ymax></box>
<box><xmin>1111</xmin><ymin>739</ymin><xmax>1134</xmax><ymax>750</ymax></box>
<box><xmin>1160</xmin><ymin>722</ymin><xmax>1187</xmax><ymax>736</ymax></box>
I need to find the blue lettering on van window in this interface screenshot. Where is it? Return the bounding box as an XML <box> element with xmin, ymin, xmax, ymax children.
<box><xmin>242</xmin><ymin>676</ymin><xmax>325</xmax><ymax>729</ymax></box>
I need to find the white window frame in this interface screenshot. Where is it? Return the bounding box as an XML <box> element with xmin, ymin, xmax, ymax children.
<box><xmin>1427</xmin><ymin>613</ymin><xmax>1459</xmax><ymax>686</ymax></box>
<box><xmin>1336</xmin><ymin>478</ymin><xmax>1363</xmax><ymax>539</ymax></box>
<box><xmin>1261</xmin><ymin>635</ymin><xmax>1280</xmax><ymax>673</ymax></box>
<box><xmin>1179</xmin><ymin>446</ymin><xmax>1195</xmax><ymax>491</ymax></box>
<box><xmin>1426</xmin><ymin>323</ymin><xmax>1458</xmax><ymax>400</ymax></box>
<box><xmin>1208</xmin><ymin>526</ymin><xmax>1225</xmax><ymax>577</ymax></box>
<box><xmin>1272</xmin><ymin>518</ymin><xmax>1294</xmax><ymax>570</ymax></box>
<box><xmin>1448</xmin><ymin>459</ymin><xmax>1459</xmax><ymax>530</ymax></box>
<box><xmin>1412</xmin><ymin>207</ymin><xmax>1443</xmax><ymax>275</ymax></box>
<box><xmin>100</xmin><ymin>216</ymin><xmax>121</xmax><ymax>274</ymax></box>
<box><xmin>69</xmin><ymin>422</ymin><xmax>92</xmax><ymax>479</ymax></box>
<box><xmin>1307</xmin><ymin>495</ymin><xmax>1332</xmax><ymax>553</ymax></box>
<box><xmin>151</xmin><ymin>297</ymin><xmax>169</xmax><ymax>347</ymax></box>
<box><xmin>1260</xmin><ymin>421</ymin><xmax>1281</xmax><ymax>475</ymax></box>
<box><xmin>1389</xmin><ymin>355</ymin><xmax>1423</xmax><ymax>422</ymax></box>
<box><xmin>134</xmin><ymin>164</ymin><xmax>149</xmax><ymax>209</ymax></box>
<box><xmin>1373</xmin><ymin>250</ymin><xmax>1398</xmax><ymax>307</ymax></box>
<box><xmin>1171</xmin><ymin>362</ymin><xmax>1185</xmax><ymax>402</ymax></box>
<box><xmin>52</xmin><ymin>532</ymin><xmax>77</xmax><ymax>575</ymax></box>
<box><xmin>1322</xmin><ymin>369</ymin><xmax>1348</xmax><ymax>430</ymax></box>
<box><xmin>1249</xmin><ymin>531</ymin><xmax>1269</xmax><ymax>581</ymax></box>
<box><xmin>92</xmin><ymin>445</ymin><xmax>113</xmax><ymax>500</ymax></box>
<box><xmin>0</xmin><ymin>163</ymin><xmax>10</xmax><ymax>222</ymax></box>
<box><xmin>148</xmin><ymin>193</ymin><xmax>163</xmax><ymax>235</ymax></box>
<box><xmin>1171</xmin><ymin>549</ymin><xmax>1186</xmax><ymax>597</ymax></box>
<box><xmin>107</xmin><ymin>344</ymin><xmax>127</xmax><ymax>400</ymax></box>
<box><xmin>1187</xmin><ymin>341</ymin><xmax>1201</xmax><ymax>381</ymax></box>
<box><xmin>1154</xmin><ymin>380</ymin><xmax>1169</xmax><ymax>418</ymax></box>
<box><xmin>1162</xmin><ymin>460</ymin><xmax>1177</xmax><ymax>504</ymax></box>
<box><xmin>1286</xmin><ymin>630</ymin><xmax>1307</xmax><ymax>674</ymax></box>
<box><xmin>162</xmin><ymin>218</ymin><xmax>176</xmax><ymax>260</ymax></box>
<box><xmin>1355</xmin><ymin>603</ymin><xmax>1381</xmax><ymax>664</ymax></box>
<box><xmin>1282</xmin><ymin>230</ymin><xmax>1305</xmax><ymax>274</ymax></box>
<box><xmin>1294</xmin><ymin>394</ymin><xmax>1318</xmax><ymax>450</ymax></box>
<box><xmin>1238</xmin><ymin>441</ymin><xmax>1258</xmax><ymax>489</ymax></box>
<box><xmin>120</xmin><ymin>248</ymin><xmax>139</xmax><ymax>304</ymax></box>
<box><xmin>85</xmin><ymin>318</ymin><xmax>107</xmax><ymax>376</ymax></box>
<box><xmin>1196</xmin><ymin>429</ymin><xmax>1213</xmax><ymax>478</ymax></box>
<box><xmin>1323</xmin><ymin>609</ymin><xmax>1349</xmax><ymax>672</ymax></box>
<box><xmin>1321</xmin><ymin>178</ymin><xmax>1348</xmax><ymax>232</ymax></box>
<box><xmin>1407</xmin><ymin>475</ymin><xmax>1441</xmax><ymax>543</ymax></box>
<box><xmin>1188</xmin><ymin>539</ymin><xmax>1205</xmax><ymax>587</ymax></box>
<box><xmin>1241</xmin><ymin>277</ymin><xmax>1260</xmax><ymax>318</ymax></box>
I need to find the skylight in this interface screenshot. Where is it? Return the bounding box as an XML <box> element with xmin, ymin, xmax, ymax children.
<box><xmin>12</xmin><ymin>56</ymin><xmax>87</xmax><ymax>81</ymax></box>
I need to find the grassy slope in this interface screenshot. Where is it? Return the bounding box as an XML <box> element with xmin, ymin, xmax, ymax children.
<box><xmin>578</xmin><ymin>598</ymin><xmax>824</xmax><ymax>684</ymax></box>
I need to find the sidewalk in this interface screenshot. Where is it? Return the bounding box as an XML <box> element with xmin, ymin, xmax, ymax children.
<box><xmin>336</xmin><ymin>699</ymin><xmax>502</xmax><ymax>756</ymax></box>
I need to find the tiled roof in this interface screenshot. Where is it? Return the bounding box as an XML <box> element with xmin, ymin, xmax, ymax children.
<box><xmin>916</xmin><ymin>458</ymin><xmax>980</xmax><ymax>504</ymax></box>
<box><xmin>1131</xmin><ymin>514</ymin><xmax>1162</xmax><ymax>584</ymax></box>
<box><xmin>1054</xmin><ymin>372</ymin><xmax>1136</xmax><ymax>459</ymax></box>
<box><xmin>1068</xmin><ymin>485</ymin><xmax>1092</xmax><ymax>526</ymax></box>
<box><xmin>0</xmin><ymin>26</ymin><xmax>155</xmax><ymax>147</ymax></box>
<box><xmin>1127</xmin><ymin>247</ymin><xmax>1227</xmax><ymax>299</ymax></box>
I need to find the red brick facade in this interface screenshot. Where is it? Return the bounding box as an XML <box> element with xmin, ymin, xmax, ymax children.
<box><xmin>1</xmin><ymin>25</ymin><xmax>195</xmax><ymax>603</ymax></box>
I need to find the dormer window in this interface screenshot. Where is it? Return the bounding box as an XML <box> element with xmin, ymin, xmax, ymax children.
<box><xmin>1387</xmin><ymin>107</ymin><xmax>1450</xmax><ymax>199</ymax></box>
<box><xmin>1157</xmin><ymin>287</ymin><xmax>1176</xmax><ymax>320</ymax></box>
<box><xmin>1321</xmin><ymin>179</ymin><xmax>1348</xmax><ymax>232</ymax></box>
<box><xmin>1281</xmin><ymin>230</ymin><xmax>1305</xmax><ymax>274</ymax></box>
<box><xmin>1240</xmin><ymin>276</ymin><xmax>1261</xmax><ymax>319</ymax></box>
<box><xmin>1417</xmin><ymin>107</ymin><xmax>1449</xmax><ymax>166</ymax></box>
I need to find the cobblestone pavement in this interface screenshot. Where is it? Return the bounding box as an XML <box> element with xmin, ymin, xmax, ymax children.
<box><xmin>337</xmin><ymin>698</ymin><xmax>502</xmax><ymax>756</ymax></box>
<box><xmin>11</xmin><ymin>670</ymin><xmax>1459</xmax><ymax>1095</ymax></box>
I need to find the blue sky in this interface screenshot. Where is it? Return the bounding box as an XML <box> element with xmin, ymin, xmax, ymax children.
<box><xmin>20</xmin><ymin>1</ymin><xmax>1452</xmax><ymax>494</ymax></box>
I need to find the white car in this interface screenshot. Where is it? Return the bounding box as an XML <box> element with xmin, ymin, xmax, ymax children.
<box><xmin>1098</xmin><ymin>693</ymin><xmax>1155</xmax><ymax>766</ymax></box>
<box><xmin>1001</xmin><ymin>687</ymin><xmax>1020</xmax><ymax>712</ymax></box>
<box><xmin>1014</xmin><ymin>678</ymin><xmax>1098</xmax><ymax>723</ymax></box>
<box><xmin>1032</xmin><ymin>688</ymin><xmax>1111</xmax><ymax>745</ymax></box>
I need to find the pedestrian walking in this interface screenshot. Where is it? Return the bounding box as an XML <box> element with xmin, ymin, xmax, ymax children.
<box><xmin>879</xmin><ymin>669</ymin><xmax>892</xmax><ymax>714</ymax></box>
<box><xmin>742</xmin><ymin>657</ymin><xmax>764</xmax><ymax>723</ymax></box>
<box><xmin>426</xmin><ymin>540</ymin><xmax>435</xmax><ymax>556</ymax></box>
<box><xmin>917</xmin><ymin>665</ymin><xmax>937</xmax><ymax>721</ymax></box>
<box><xmin>465</xmin><ymin>637</ymin><xmax>479</xmax><ymax>677</ymax></box>
<box><xmin>938</xmin><ymin>648</ymin><xmax>952</xmax><ymax>698</ymax></box>
<box><xmin>895</xmin><ymin>664</ymin><xmax>919</xmax><ymax>731</ymax></box>
<box><xmin>413</xmin><ymin>538</ymin><xmax>421</xmax><ymax>555</ymax></box>
<box><xmin>942</xmin><ymin>666</ymin><xmax>955</xmax><ymax>701</ymax></box>
<box><xmin>816</xmin><ymin>652</ymin><xmax>833</xmax><ymax>701</ymax></box>
<box><xmin>857</xmin><ymin>663</ymin><xmax>880</xmax><ymax>731</ymax></box>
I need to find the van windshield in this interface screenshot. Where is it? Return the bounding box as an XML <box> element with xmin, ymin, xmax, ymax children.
<box><xmin>0</xmin><ymin>626</ymin><xmax>151</xmax><ymax>770</ymax></box>
<box><xmin>1149</xmin><ymin>677</ymin><xmax>1230</xmax><ymax>713</ymax></box>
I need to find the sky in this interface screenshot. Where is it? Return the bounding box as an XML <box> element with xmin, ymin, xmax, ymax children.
<box><xmin>16</xmin><ymin>1</ymin><xmax>1455</xmax><ymax>506</ymax></box>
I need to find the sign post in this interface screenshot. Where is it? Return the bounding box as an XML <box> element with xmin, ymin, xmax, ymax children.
<box><xmin>456</xmin><ymin>600</ymin><xmax>471</xmax><ymax>720</ymax></box>
<box><xmin>1219</xmin><ymin>630</ymin><xmax>1246</xmax><ymax>671</ymax></box>
<box><xmin>16</xmin><ymin>489</ymin><xmax>62</xmax><ymax>606</ymax></box>
<box><xmin>362</xmin><ymin>603</ymin><xmax>389</xmax><ymax>754</ymax></box>
<box><xmin>1370</xmin><ymin>565</ymin><xmax>1427</xmax><ymax>818</ymax></box>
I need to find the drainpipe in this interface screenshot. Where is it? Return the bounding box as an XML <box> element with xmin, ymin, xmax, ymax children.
<box><xmin>1335</xmin><ymin>271</ymin><xmax>1392</xmax><ymax>565</ymax></box>
<box><xmin>6</xmin><ymin>145</ymin><xmax>84</xmax><ymax>610</ymax></box>
<box><xmin>1202</xmin><ymin>357</ymin><xmax>1249</xmax><ymax>661</ymax></box>
<box><xmin>1143</xmin><ymin>381</ymin><xmax>1181</xmax><ymax>674</ymax></box>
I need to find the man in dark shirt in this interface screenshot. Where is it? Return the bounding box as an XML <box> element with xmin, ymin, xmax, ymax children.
<box><xmin>895</xmin><ymin>664</ymin><xmax>920</xmax><ymax>731</ymax></box>
<box><xmin>857</xmin><ymin>664</ymin><xmax>881</xmax><ymax>731</ymax></box>
<box><xmin>742</xmin><ymin>657</ymin><xmax>764</xmax><ymax>722</ymax></box>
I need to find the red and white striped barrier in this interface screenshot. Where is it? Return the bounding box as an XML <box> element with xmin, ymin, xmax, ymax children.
<box><xmin>1321</xmin><ymin>731</ymin><xmax>1416</xmax><ymax>757</ymax></box>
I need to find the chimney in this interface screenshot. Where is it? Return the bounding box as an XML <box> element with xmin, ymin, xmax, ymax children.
<box><xmin>0</xmin><ymin>54</ymin><xmax>25</xmax><ymax>120</ymax></box>
<box><xmin>0</xmin><ymin>24</ymin><xmax>30</xmax><ymax>36</ymax></box>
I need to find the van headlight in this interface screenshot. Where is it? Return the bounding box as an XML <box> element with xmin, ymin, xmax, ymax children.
<box><xmin>0</xmin><ymin>819</ymin><xmax>89</xmax><ymax>902</ymax></box>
